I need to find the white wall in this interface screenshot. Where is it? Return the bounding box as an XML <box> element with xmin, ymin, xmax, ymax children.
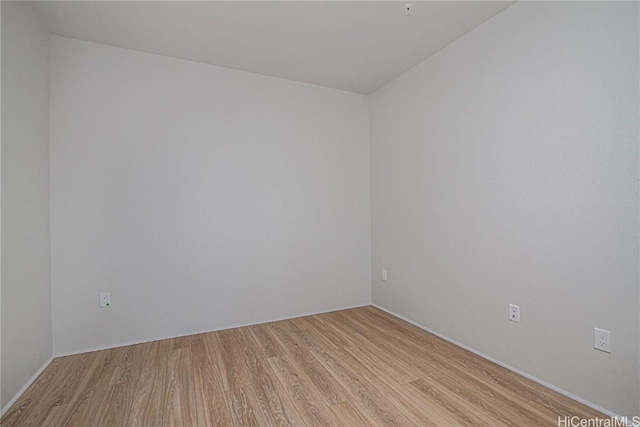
<box><xmin>50</xmin><ymin>36</ymin><xmax>371</xmax><ymax>355</ymax></box>
<box><xmin>1</xmin><ymin>2</ymin><xmax>52</xmax><ymax>410</ymax></box>
<box><xmin>370</xmin><ymin>1</ymin><xmax>639</xmax><ymax>418</ymax></box>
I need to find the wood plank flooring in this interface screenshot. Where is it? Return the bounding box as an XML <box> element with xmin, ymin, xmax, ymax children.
<box><xmin>2</xmin><ymin>306</ymin><xmax>603</xmax><ymax>426</ymax></box>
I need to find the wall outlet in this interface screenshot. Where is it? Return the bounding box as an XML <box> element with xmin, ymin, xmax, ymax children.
<box><xmin>594</xmin><ymin>328</ymin><xmax>610</xmax><ymax>353</ymax></box>
<box><xmin>381</xmin><ymin>269</ymin><xmax>388</xmax><ymax>281</ymax></box>
<box><xmin>99</xmin><ymin>292</ymin><xmax>111</xmax><ymax>308</ymax></box>
<box><xmin>509</xmin><ymin>304</ymin><xmax>520</xmax><ymax>322</ymax></box>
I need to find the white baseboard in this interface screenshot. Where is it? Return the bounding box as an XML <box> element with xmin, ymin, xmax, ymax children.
<box><xmin>1</xmin><ymin>355</ymin><xmax>54</xmax><ymax>418</ymax></box>
<box><xmin>371</xmin><ymin>303</ymin><xmax>626</xmax><ymax>422</ymax></box>
<box><xmin>54</xmin><ymin>302</ymin><xmax>371</xmax><ymax>358</ymax></box>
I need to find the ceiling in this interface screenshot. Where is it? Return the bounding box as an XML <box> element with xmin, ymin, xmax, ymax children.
<box><xmin>32</xmin><ymin>1</ymin><xmax>514</xmax><ymax>94</ymax></box>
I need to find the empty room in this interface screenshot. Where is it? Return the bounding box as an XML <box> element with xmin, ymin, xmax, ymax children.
<box><xmin>2</xmin><ymin>1</ymin><xmax>638</xmax><ymax>426</ymax></box>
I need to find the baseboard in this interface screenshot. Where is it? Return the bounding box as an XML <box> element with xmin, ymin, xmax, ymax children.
<box><xmin>371</xmin><ymin>303</ymin><xmax>626</xmax><ymax>422</ymax></box>
<box><xmin>54</xmin><ymin>302</ymin><xmax>371</xmax><ymax>358</ymax></box>
<box><xmin>1</xmin><ymin>355</ymin><xmax>54</xmax><ymax>418</ymax></box>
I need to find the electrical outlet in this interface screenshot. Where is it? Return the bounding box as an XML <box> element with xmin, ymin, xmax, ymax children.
<box><xmin>381</xmin><ymin>269</ymin><xmax>388</xmax><ymax>281</ymax></box>
<box><xmin>594</xmin><ymin>328</ymin><xmax>610</xmax><ymax>353</ymax></box>
<box><xmin>509</xmin><ymin>304</ymin><xmax>520</xmax><ymax>322</ymax></box>
<box><xmin>99</xmin><ymin>292</ymin><xmax>111</xmax><ymax>308</ymax></box>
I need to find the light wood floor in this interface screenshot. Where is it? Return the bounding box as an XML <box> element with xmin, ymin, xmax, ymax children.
<box><xmin>3</xmin><ymin>306</ymin><xmax>603</xmax><ymax>426</ymax></box>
